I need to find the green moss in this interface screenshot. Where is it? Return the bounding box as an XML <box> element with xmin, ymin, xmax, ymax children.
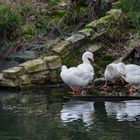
<box><xmin>25</xmin><ymin>34</ymin><xmax>33</xmax><ymax>41</ymax></box>
<box><xmin>22</xmin><ymin>24</ymin><xmax>35</xmax><ymax>35</ymax></box>
<box><xmin>98</xmin><ymin>15</ymin><xmax>114</xmax><ymax>24</ymax></box>
<box><xmin>86</xmin><ymin>15</ymin><xmax>113</xmax><ymax>29</ymax></box>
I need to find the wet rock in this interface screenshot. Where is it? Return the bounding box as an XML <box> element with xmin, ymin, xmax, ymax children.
<box><xmin>106</xmin><ymin>9</ymin><xmax>122</xmax><ymax>20</ymax></box>
<box><xmin>52</xmin><ymin>41</ymin><xmax>70</xmax><ymax>58</ymax></box>
<box><xmin>29</xmin><ymin>71</ymin><xmax>50</xmax><ymax>84</ymax></box>
<box><xmin>19</xmin><ymin>75</ymin><xmax>31</xmax><ymax>85</ymax></box>
<box><xmin>65</xmin><ymin>34</ymin><xmax>86</xmax><ymax>49</ymax></box>
<box><xmin>9</xmin><ymin>50</ymin><xmax>40</xmax><ymax>62</ymax></box>
<box><xmin>20</xmin><ymin>59</ymin><xmax>48</xmax><ymax>73</ymax></box>
<box><xmin>50</xmin><ymin>69</ymin><xmax>62</xmax><ymax>83</ymax></box>
<box><xmin>43</xmin><ymin>55</ymin><xmax>62</xmax><ymax>69</ymax></box>
<box><xmin>3</xmin><ymin>67</ymin><xmax>25</xmax><ymax>79</ymax></box>
<box><xmin>1</xmin><ymin>77</ymin><xmax>19</xmax><ymax>87</ymax></box>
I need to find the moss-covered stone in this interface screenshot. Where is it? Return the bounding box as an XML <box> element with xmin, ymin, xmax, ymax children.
<box><xmin>52</xmin><ymin>41</ymin><xmax>70</xmax><ymax>57</ymax></box>
<box><xmin>19</xmin><ymin>75</ymin><xmax>31</xmax><ymax>85</ymax></box>
<box><xmin>30</xmin><ymin>71</ymin><xmax>49</xmax><ymax>84</ymax></box>
<box><xmin>78</xmin><ymin>28</ymin><xmax>95</xmax><ymax>37</ymax></box>
<box><xmin>3</xmin><ymin>67</ymin><xmax>25</xmax><ymax>79</ymax></box>
<box><xmin>106</xmin><ymin>9</ymin><xmax>122</xmax><ymax>20</ymax></box>
<box><xmin>1</xmin><ymin>77</ymin><xmax>19</xmax><ymax>87</ymax></box>
<box><xmin>43</xmin><ymin>55</ymin><xmax>62</xmax><ymax>69</ymax></box>
<box><xmin>50</xmin><ymin>69</ymin><xmax>61</xmax><ymax>83</ymax></box>
<box><xmin>112</xmin><ymin>1</ymin><xmax>121</xmax><ymax>9</ymax></box>
<box><xmin>87</xmin><ymin>43</ymin><xmax>102</xmax><ymax>52</ymax></box>
<box><xmin>86</xmin><ymin>15</ymin><xmax>113</xmax><ymax>29</ymax></box>
<box><xmin>20</xmin><ymin>59</ymin><xmax>48</xmax><ymax>73</ymax></box>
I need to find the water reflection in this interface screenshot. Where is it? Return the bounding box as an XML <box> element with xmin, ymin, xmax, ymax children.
<box><xmin>61</xmin><ymin>99</ymin><xmax>140</xmax><ymax>125</ymax></box>
<box><xmin>105</xmin><ymin>100</ymin><xmax>140</xmax><ymax>121</ymax></box>
<box><xmin>0</xmin><ymin>88</ymin><xmax>140</xmax><ymax>140</ymax></box>
<box><xmin>60</xmin><ymin>100</ymin><xmax>95</xmax><ymax>126</ymax></box>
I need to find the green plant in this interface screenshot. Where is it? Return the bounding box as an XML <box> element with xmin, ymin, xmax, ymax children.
<box><xmin>19</xmin><ymin>0</ymin><xmax>35</xmax><ymax>17</ymax></box>
<box><xmin>119</xmin><ymin>0</ymin><xmax>140</xmax><ymax>29</ymax></box>
<box><xmin>0</xmin><ymin>3</ymin><xmax>22</xmax><ymax>38</ymax></box>
<box><xmin>47</xmin><ymin>0</ymin><xmax>61</xmax><ymax>9</ymax></box>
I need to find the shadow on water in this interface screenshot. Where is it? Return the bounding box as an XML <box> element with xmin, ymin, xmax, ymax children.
<box><xmin>0</xmin><ymin>87</ymin><xmax>140</xmax><ymax>140</ymax></box>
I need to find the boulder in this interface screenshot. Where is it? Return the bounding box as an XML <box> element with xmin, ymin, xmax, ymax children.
<box><xmin>29</xmin><ymin>71</ymin><xmax>50</xmax><ymax>84</ymax></box>
<box><xmin>3</xmin><ymin>67</ymin><xmax>25</xmax><ymax>79</ymax></box>
<box><xmin>65</xmin><ymin>34</ymin><xmax>86</xmax><ymax>49</ymax></box>
<box><xmin>20</xmin><ymin>59</ymin><xmax>48</xmax><ymax>73</ymax></box>
<box><xmin>43</xmin><ymin>55</ymin><xmax>62</xmax><ymax>69</ymax></box>
<box><xmin>19</xmin><ymin>75</ymin><xmax>31</xmax><ymax>85</ymax></box>
<box><xmin>52</xmin><ymin>41</ymin><xmax>70</xmax><ymax>57</ymax></box>
<box><xmin>106</xmin><ymin>9</ymin><xmax>122</xmax><ymax>20</ymax></box>
<box><xmin>1</xmin><ymin>77</ymin><xmax>19</xmax><ymax>87</ymax></box>
<box><xmin>87</xmin><ymin>43</ymin><xmax>102</xmax><ymax>52</ymax></box>
<box><xmin>50</xmin><ymin>69</ymin><xmax>62</xmax><ymax>83</ymax></box>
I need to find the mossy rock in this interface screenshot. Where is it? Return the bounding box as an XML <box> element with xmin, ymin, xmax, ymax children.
<box><xmin>78</xmin><ymin>28</ymin><xmax>95</xmax><ymax>37</ymax></box>
<box><xmin>20</xmin><ymin>59</ymin><xmax>48</xmax><ymax>73</ymax></box>
<box><xmin>86</xmin><ymin>15</ymin><xmax>113</xmax><ymax>29</ymax></box>
<box><xmin>106</xmin><ymin>9</ymin><xmax>122</xmax><ymax>20</ymax></box>
<box><xmin>3</xmin><ymin>67</ymin><xmax>25</xmax><ymax>79</ymax></box>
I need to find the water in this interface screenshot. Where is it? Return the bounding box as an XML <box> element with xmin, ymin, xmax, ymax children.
<box><xmin>0</xmin><ymin>88</ymin><xmax>140</xmax><ymax>140</ymax></box>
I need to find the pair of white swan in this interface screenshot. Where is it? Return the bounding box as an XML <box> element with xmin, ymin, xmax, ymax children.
<box><xmin>103</xmin><ymin>62</ymin><xmax>140</xmax><ymax>94</ymax></box>
<box><xmin>60</xmin><ymin>51</ymin><xmax>94</xmax><ymax>96</ymax></box>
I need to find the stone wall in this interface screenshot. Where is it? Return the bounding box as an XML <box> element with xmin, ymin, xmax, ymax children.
<box><xmin>0</xmin><ymin>8</ymin><xmax>123</xmax><ymax>89</ymax></box>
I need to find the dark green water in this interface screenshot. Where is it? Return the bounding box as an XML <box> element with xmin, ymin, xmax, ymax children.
<box><xmin>0</xmin><ymin>87</ymin><xmax>140</xmax><ymax>140</ymax></box>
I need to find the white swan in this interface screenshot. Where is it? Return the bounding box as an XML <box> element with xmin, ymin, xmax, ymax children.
<box><xmin>118</xmin><ymin>63</ymin><xmax>140</xmax><ymax>94</ymax></box>
<box><xmin>60</xmin><ymin>65</ymin><xmax>91</xmax><ymax>96</ymax></box>
<box><xmin>102</xmin><ymin>62</ymin><xmax>124</xmax><ymax>91</ymax></box>
<box><xmin>77</xmin><ymin>51</ymin><xmax>94</xmax><ymax>83</ymax></box>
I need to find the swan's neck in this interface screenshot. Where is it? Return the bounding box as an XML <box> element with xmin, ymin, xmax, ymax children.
<box><xmin>82</xmin><ymin>56</ymin><xmax>91</xmax><ymax>65</ymax></box>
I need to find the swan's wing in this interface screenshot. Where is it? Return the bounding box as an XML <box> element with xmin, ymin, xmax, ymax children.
<box><xmin>126</xmin><ymin>64</ymin><xmax>140</xmax><ymax>75</ymax></box>
<box><xmin>68</xmin><ymin>67</ymin><xmax>90</xmax><ymax>80</ymax></box>
<box><xmin>78</xmin><ymin>64</ymin><xmax>94</xmax><ymax>73</ymax></box>
<box><xmin>126</xmin><ymin>74</ymin><xmax>140</xmax><ymax>84</ymax></box>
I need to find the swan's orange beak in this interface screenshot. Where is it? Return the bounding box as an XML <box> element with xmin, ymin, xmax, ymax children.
<box><xmin>91</xmin><ymin>56</ymin><xmax>95</xmax><ymax>61</ymax></box>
